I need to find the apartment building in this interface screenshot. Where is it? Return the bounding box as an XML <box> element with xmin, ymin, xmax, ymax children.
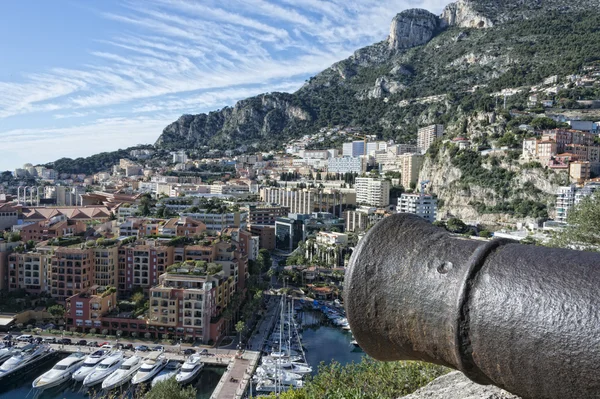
<box><xmin>556</xmin><ymin>185</ymin><xmax>576</xmax><ymax>223</ymax></box>
<box><xmin>248</xmin><ymin>206</ymin><xmax>289</xmax><ymax>225</ymax></box>
<box><xmin>343</xmin><ymin>141</ymin><xmax>366</xmax><ymax>157</ymax></box>
<box><xmin>179</xmin><ymin>211</ymin><xmax>246</xmax><ymax>233</ymax></box>
<box><xmin>50</xmin><ymin>248</ymin><xmax>94</xmax><ymax>302</ymax></box>
<box><xmin>160</xmin><ymin>217</ymin><xmax>207</xmax><ymax>237</ymax></box>
<box><xmin>149</xmin><ymin>269</ymin><xmax>229</xmax><ymax>343</ymax></box>
<box><xmin>0</xmin><ymin>203</ymin><xmax>18</xmax><ymax>230</ymax></box>
<box><xmin>261</xmin><ymin>187</ymin><xmax>355</xmax><ymax>216</ymax></box>
<box><xmin>65</xmin><ymin>288</ymin><xmax>117</xmax><ymax>331</ymax></box>
<box><xmin>417</xmin><ymin>125</ymin><xmax>444</xmax><ymax>153</ymax></box>
<box><xmin>7</xmin><ymin>251</ymin><xmax>52</xmax><ymax>294</ymax></box>
<box><xmin>20</xmin><ymin>217</ymin><xmax>86</xmax><ymax>243</ymax></box>
<box><xmin>355</xmin><ymin>178</ymin><xmax>391</xmax><ymax>207</ymax></box>
<box><xmin>118</xmin><ymin>243</ymin><xmax>174</xmax><ymax>296</ymax></box>
<box><xmin>570</xmin><ymin>161</ymin><xmax>591</xmax><ymax>182</ymax></box>
<box><xmin>398</xmin><ymin>153</ymin><xmax>424</xmax><ymax>189</ymax></box>
<box><xmin>94</xmin><ymin>245</ymin><xmax>119</xmax><ymax>288</ymax></box>
<box><xmin>397</xmin><ymin>193</ymin><xmax>438</xmax><ymax>223</ymax></box>
<box><xmin>327</xmin><ymin>156</ymin><xmax>365</xmax><ymax>174</ymax></box>
<box><xmin>247</xmin><ymin>225</ymin><xmax>276</xmax><ymax>250</ymax></box>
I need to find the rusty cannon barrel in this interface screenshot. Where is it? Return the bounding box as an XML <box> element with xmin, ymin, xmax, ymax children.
<box><xmin>344</xmin><ymin>213</ymin><xmax>600</xmax><ymax>399</ymax></box>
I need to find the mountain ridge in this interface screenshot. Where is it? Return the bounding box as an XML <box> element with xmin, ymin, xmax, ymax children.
<box><xmin>155</xmin><ymin>0</ymin><xmax>600</xmax><ymax>151</ymax></box>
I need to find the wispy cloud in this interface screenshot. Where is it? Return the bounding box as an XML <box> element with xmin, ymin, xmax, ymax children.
<box><xmin>0</xmin><ymin>0</ymin><xmax>448</xmax><ymax>170</ymax></box>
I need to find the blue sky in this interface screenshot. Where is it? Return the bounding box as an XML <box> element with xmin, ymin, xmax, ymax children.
<box><xmin>0</xmin><ymin>0</ymin><xmax>446</xmax><ymax>171</ymax></box>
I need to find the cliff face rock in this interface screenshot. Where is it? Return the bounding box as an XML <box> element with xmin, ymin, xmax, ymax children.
<box><xmin>441</xmin><ymin>0</ymin><xmax>494</xmax><ymax>28</ymax></box>
<box><xmin>155</xmin><ymin>92</ymin><xmax>312</xmax><ymax>149</ymax></box>
<box><xmin>401</xmin><ymin>371</ymin><xmax>520</xmax><ymax>399</ymax></box>
<box><xmin>388</xmin><ymin>9</ymin><xmax>440</xmax><ymax>50</ymax></box>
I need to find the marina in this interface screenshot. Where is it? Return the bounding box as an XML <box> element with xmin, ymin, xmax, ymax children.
<box><xmin>0</xmin><ymin>295</ymin><xmax>362</xmax><ymax>399</ymax></box>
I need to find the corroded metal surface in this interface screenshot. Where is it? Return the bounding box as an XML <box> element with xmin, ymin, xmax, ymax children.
<box><xmin>344</xmin><ymin>214</ymin><xmax>600</xmax><ymax>399</ymax></box>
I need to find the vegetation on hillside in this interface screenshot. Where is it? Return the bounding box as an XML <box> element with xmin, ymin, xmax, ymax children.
<box><xmin>265</xmin><ymin>358</ymin><xmax>448</xmax><ymax>399</ymax></box>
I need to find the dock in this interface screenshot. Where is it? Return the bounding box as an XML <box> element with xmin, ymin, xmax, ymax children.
<box><xmin>56</xmin><ymin>345</ymin><xmax>261</xmax><ymax>398</ymax></box>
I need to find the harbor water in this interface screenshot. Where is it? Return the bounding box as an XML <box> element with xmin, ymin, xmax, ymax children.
<box><xmin>298</xmin><ymin>309</ymin><xmax>366</xmax><ymax>373</ymax></box>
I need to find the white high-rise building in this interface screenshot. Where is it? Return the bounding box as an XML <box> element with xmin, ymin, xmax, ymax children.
<box><xmin>355</xmin><ymin>178</ymin><xmax>390</xmax><ymax>207</ymax></box>
<box><xmin>556</xmin><ymin>182</ymin><xmax>600</xmax><ymax>223</ymax></box>
<box><xmin>343</xmin><ymin>141</ymin><xmax>366</xmax><ymax>157</ymax></box>
<box><xmin>172</xmin><ymin>150</ymin><xmax>188</xmax><ymax>164</ymax></box>
<box><xmin>397</xmin><ymin>193</ymin><xmax>437</xmax><ymax>223</ymax></box>
<box><xmin>417</xmin><ymin>125</ymin><xmax>444</xmax><ymax>153</ymax></box>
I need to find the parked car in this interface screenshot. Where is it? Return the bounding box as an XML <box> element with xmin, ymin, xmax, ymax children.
<box><xmin>87</xmin><ymin>341</ymin><xmax>98</xmax><ymax>347</ymax></box>
<box><xmin>42</xmin><ymin>337</ymin><xmax>57</xmax><ymax>344</ymax></box>
<box><xmin>34</xmin><ymin>337</ymin><xmax>43</xmax><ymax>344</ymax></box>
<box><xmin>3</xmin><ymin>334</ymin><xmax>13</xmax><ymax>341</ymax></box>
<box><xmin>77</xmin><ymin>339</ymin><xmax>87</xmax><ymax>346</ymax></box>
<box><xmin>135</xmin><ymin>345</ymin><xmax>149</xmax><ymax>352</ymax></box>
<box><xmin>59</xmin><ymin>338</ymin><xmax>72</xmax><ymax>345</ymax></box>
<box><xmin>100</xmin><ymin>344</ymin><xmax>113</xmax><ymax>350</ymax></box>
<box><xmin>183</xmin><ymin>348</ymin><xmax>196</xmax><ymax>356</ymax></box>
<box><xmin>199</xmin><ymin>349</ymin><xmax>209</xmax><ymax>355</ymax></box>
<box><xmin>98</xmin><ymin>341</ymin><xmax>110</xmax><ymax>347</ymax></box>
<box><xmin>152</xmin><ymin>345</ymin><xmax>164</xmax><ymax>352</ymax></box>
<box><xmin>16</xmin><ymin>335</ymin><xmax>33</xmax><ymax>342</ymax></box>
<box><xmin>123</xmin><ymin>343</ymin><xmax>134</xmax><ymax>350</ymax></box>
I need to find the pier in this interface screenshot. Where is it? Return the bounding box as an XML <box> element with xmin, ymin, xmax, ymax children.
<box><xmin>55</xmin><ymin>345</ymin><xmax>261</xmax><ymax>398</ymax></box>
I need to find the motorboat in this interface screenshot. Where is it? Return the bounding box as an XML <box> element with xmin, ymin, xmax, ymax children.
<box><xmin>260</xmin><ymin>361</ymin><xmax>312</xmax><ymax>375</ymax></box>
<box><xmin>72</xmin><ymin>350</ymin><xmax>110</xmax><ymax>382</ymax></box>
<box><xmin>0</xmin><ymin>345</ymin><xmax>17</xmax><ymax>364</ymax></box>
<box><xmin>102</xmin><ymin>355</ymin><xmax>142</xmax><ymax>390</ymax></box>
<box><xmin>254</xmin><ymin>367</ymin><xmax>302</xmax><ymax>381</ymax></box>
<box><xmin>175</xmin><ymin>354</ymin><xmax>204</xmax><ymax>384</ymax></box>
<box><xmin>33</xmin><ymin>352</ymin><xmax>86</xmax><ymax>389</ymax></box>
<box><xmin>256</xmin><ymin>377</ymin><xmax>303</xmax><ymax>392</ymax></box>
<box><xmin>261</xmin><ymin>355</ymin><xmax>303</xmax><ymax>365</ymax></box>
<box><xmin>82</xmin><ymin>351</ymin><xmax>124</xmax><ymax>387</ymax></box>
<box><xmin>151</xmin><ymin>360</ymin><xmax>181</xmax><ymax>387</ymax></box>
<box><xmin>0</xmin><ymin>344</ymin><xmax>53</xmax><ymax>379</ymax></box>
<box><xmin>351</xmin><ymin>340</ymin><xmax>360</xmax><ymax>347</ymax></box>
<box><xmin>131</xmin><ymin>351</ymin><xmax>167</xmax><ymax>385</ymax></box>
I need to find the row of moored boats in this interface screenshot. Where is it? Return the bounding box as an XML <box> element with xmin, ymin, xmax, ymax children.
<box><xmin>0</xmin><ymin>342</ymin><xmax>205</xmax><ymax>392</ymax></box>
<box><xmin>253</xmin><ymin>296</ymin><xmax>312</xmax><ymax>393</ymax></box>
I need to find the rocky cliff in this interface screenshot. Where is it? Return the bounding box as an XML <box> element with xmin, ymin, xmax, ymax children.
<box><xmin>440</xmin><ymin>0</ymin><xmax>494</xmax><ymax>28</ymax></box>
<box><xmin>388</xmin><ymin>9</ymin><xmax>440</xmax><ymax>50</ymax></box>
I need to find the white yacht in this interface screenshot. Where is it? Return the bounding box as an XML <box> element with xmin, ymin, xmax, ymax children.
<box><xmin>0</xmin><ymin>344</ymin><xmax>53</xmax><ymax>379</ymax></box>
<box><xmin>102</xmin><ymin>355</ymin><xmax>142</xmax><ymax>390</ymax></box>
<box><xmin>260</xmin><ymin>361</ymin><xmax>312</xmax><ymax>375</ymax></box>
<box><xmin>151</xmin><ymin>360</ymin><xmax>181</xmax><ymax>387</ymax></box>
<box><xmin>131</xmin><ymin>351</ymin><xmax>167</xmax><ymax>385</ymax></box>
<box><xmin>256</xmin><ymin>378</ymin><xmax>303</xmax><ymax>392</ymax></box>
<box><xmin>72</xmin><ymin>350</ymin><xmax>110</xmax><ymax>382</ymax></box>
<box><xmin>0</xmin><ymin>345</ymin><xmax>17</xmax><ymax>364</ymax></box>
<box><xmin>33</xmin><ymin>352</ymin><xmax>86</xmax><ymax>389</ymax></box>
<box><xmin>176</xmin><ymin>354</ymin><xmax>204</xmax><ymax>384</ymax></box>
<box><xmin>254</xmin><ymin>367</ymin><xmax>302</xmax><ymax>381</ymax></box>
<box><xmin>82</xmin><ymin>351</ymin><xmax>124</xmax><ymax>387</ymax></box>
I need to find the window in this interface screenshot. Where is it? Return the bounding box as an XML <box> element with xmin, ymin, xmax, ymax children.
<box><xmin>76</xmin><ymin>301</ymin><xmax>83</xmax><ymax>308</ymax></box>
<box><xmin>76</xmin><ymin>310</ymin><xmax>83</xmax><ymax>316</ymax></box>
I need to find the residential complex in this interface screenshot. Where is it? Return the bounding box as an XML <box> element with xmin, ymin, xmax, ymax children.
<box><xmin>397</xmin><ymin>193</ymin><xmax>438</xmax><ymax>223</ymax></box>
<box><xmin>417</xmin><ymin>125</ymin><xmax>444</xmax><ymax>153</ymax></box>
<box><xmin>355</xmin><ymin>178</ymin><xmax>391</xmax><ymax>207</ymax></box>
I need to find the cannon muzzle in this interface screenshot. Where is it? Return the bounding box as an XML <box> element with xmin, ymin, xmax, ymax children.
<box><xmin>344</xmin><ymin>214</ymin><xmax>600</xmax><ymax>399</ymax></box>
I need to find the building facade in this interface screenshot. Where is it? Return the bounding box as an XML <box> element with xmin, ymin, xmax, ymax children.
<box><xmin>417</xmin><ymin>125</ymin><xmax>444</xmax><ymax>153</ymax></box>
<box><xmin>397</xmin><ymin>193</ymin><xmax>438</xmax><ymax>223</ymax></box>
<box><xmin>355</xmin><ymin>178</ymin><xmax>391</xmax><ymax>207</ymax></box>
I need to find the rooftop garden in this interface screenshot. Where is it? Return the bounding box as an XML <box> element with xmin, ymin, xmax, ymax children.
<box><xmin>166</xmin><ymin>260</ymin><xmax>223</xmax><ymax>276</ymax></box>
